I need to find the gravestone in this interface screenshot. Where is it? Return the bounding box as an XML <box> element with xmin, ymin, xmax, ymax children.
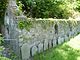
<box><xmin>38</xmin><ymin>43</ymin><xmax>43</xmax><ymax>53</ymax></box>
<box><xmin>21</xmin><ymin>43</ymin><xmax>30</xmax><ymax>60</ymax></box>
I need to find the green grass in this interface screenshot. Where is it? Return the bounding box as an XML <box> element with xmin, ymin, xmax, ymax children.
<box><xmin>33</xmin><ymin>34</ymin><xmax>80</xmax><ymax>60</ymax></box>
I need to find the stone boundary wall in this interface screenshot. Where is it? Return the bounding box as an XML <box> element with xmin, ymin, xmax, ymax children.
<box><xmin>4</xmin><ymin>1</ymin><xmax>80</xmax><ymax>60</ymax></box>
<box><xmin>19</xmin><ymin>19</ymin><xmax>80</xmax><ymax>60</ymax></box>
<box><xmin>4</xmin><ymin>0</ymin><xmax>80</xmax><ymax>60</ymax></box>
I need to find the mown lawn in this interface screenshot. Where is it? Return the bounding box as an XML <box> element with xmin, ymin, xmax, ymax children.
<box><xmin>33</xmin><ymin>34</ymin><xmax>80</xmax><ymax>60</ymax></box>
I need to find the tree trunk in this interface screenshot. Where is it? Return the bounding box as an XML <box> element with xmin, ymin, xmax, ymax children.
<box><xmin>0</xmin><ymin>25</ymin><xmax>2</xmax><ymax>33</ymax></box>
<box><xmin>0</xmin><ymin>25</ymin><xmax>5</xmax><ymax>36</ymax></box>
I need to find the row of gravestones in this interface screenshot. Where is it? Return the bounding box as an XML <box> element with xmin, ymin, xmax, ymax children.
<box><xmin>4</xmin><ymin>0</ymin><xmax>80</xmax><ymax>59</ymax></box>
<box><xmin>21</xmin><ymin>21</ymin><xmax>80</xmax><ymax>60</ymax></box>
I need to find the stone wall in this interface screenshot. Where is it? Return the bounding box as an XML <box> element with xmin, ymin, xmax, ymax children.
<box><xmin>18</xmin><ymin>19</ymin><xmax>80</xmax><ymax>60</ymax></box>
<box><xmin>4</xmin><ymin>0</ymin><xmax>80</xmax><ymax>60</ymax></box>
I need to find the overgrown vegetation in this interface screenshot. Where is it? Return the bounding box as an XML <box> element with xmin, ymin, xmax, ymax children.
<box><xmin>18</xmin><ymin>19</ymin><xmax>33</xmax><ymax>31</ymax></box>
<box><xmin>18</xmin><ymin>19</ymin><xmax>78</xmax><ymax>31</ymax></box>
<box><xmin>0</xmin><ymin>0</ymin><xmax>8</xmax><ymax>25</ymax></box>
<box><xmin>17</xmin><ymin>0</ymin><xmax>80</xmax><ymax>19</ymax></box>
<box><xmin>0</xmin><ymin>34</ymin><xmax>11</xmax><ymax>60</ymax></box>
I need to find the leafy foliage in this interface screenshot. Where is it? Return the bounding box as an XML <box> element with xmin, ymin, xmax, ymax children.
<box><xmin>17</xmin><ymin>0</ymin><xmax>80</xmax><ymax>18</ymax></box>
<box><xmin>0</xmin><ymin>0</ymin><xmax>8</xmax><ymax>25</ymax></box>
<box><xmin>18</xmin><ymin>19</ymin><xmax>33</xmax><ymax>31</ymax></box>
<box><xmin>0</xmin><ymin>34</ymin><xmax>11</xmax><ymax>60</ymax></box>
<box><xmin>76</xmin><ymin>0</ymin><xmax>80</xmax><ymax>12</ymax></box>
<box><xmin>0</xmin><ymin>34</ymin><xmax>4</xmax><ymax>45</ymax></box>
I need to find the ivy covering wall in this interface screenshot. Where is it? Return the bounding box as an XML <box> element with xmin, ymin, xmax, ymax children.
<box><xmin>18</xmin><ymin>19</ymin><xmax>78</xmax><ymax>31</ymax></box>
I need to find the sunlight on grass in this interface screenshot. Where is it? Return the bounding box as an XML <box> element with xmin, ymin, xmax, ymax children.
<box><xmin>77</xmin><ymin>57</ymin><xmax>80</xmax><ymax>60</ymax></box>
<box><xmin>67</xmin><ymin>34</ymin><xmax>80</xmax><ymax>50</ymax></box>
<box><xmin>33</xmin><ymin>34</ymin><xmax>80</xmax><ymax>60</ymax></box>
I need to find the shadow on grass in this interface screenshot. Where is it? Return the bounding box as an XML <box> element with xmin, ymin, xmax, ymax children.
<box><xmin>33</xmin><ymin>43</ymin><xmax>80</xmax><ymax>60</ymax></box>
<box><xmin>34</xmin><ymin>34</ymin><xmax>80</xmax><ymax>60</ymax></box>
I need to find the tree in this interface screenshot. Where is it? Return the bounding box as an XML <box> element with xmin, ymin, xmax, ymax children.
<box><xmin>0</xmin><ymin>0</ymin><xmax>8</xmax><ymax>33</ymax></box>
<box><xmin>0</xmin><ymin>0</ymin><xmax>8</xmax><ymax>25</ymax></box>
<box><xmin>17</xmin><ymin>0</ymin><xmax>79</xmax><ymax>18</ymax></box>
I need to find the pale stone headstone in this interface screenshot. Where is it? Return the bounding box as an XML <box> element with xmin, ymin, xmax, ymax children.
<box><xmin>31</xmin><ymin>46</ymin><xmax>38</xmax><ymax>56</ymax></box>
<box><xmin>44</xmin><ymin>40</ymin><xmax>48</xmax><ymax>50</ymax></box>
<box><xmin>21</xmin><ymin>43</ymin><xmax>30</xmax><ymax>60</ymax></box>
<box><xmin>48</xmin><ymin>40</ymin><xmax>52</xmax><ymax>48</ymax></box>
<box><xmin>38</xmin><ymin>43</ymin><xmax>43</xmax><ymax>53</ymax></box>
<box><xmin>64</xmin><ymin>35</ymin><xmax>69</xmax><ymax>41</ymax></box>
<box><xmin>58</xmin><ymin>37</ymin><xmax>64</xmax><ymax>44</ymax></box>
<box><xmin>53</xmin><ymin>39</ymin><xmax>57</xmax><ymax>47</ymax></box>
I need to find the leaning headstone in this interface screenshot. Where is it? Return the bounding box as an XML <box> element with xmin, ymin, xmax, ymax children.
<box><xmin>48</xmin><ymin>39</ymin><xmax>52</xmax><ymax>48</ymax></box>
<box><xmin>38</xmin><ymin>43</ymin><xmax>43</xmax><ymax>53</ymax></box>
<box><xmin>53</xmin><ymin>37</ymin><xmax>57</xmax><ymax>47</ymax></box>
<box><xmin>58</xmin><ymin>37</ymin><xmax>64</xmax><ymax>44</ymax></box>
<box><xmin>31</xmin><ymin>46</ymin><xmax>38</xmax><ymax>56</ymax></box>
<box><xmin>21</xmin><ymin>43</ymin><xmax>30</xmax><ymax>60</ymax></box>
<box><xmin>64</xmin><ymin>35</ymin><xmax>69</xmax><ymax>41</ymax></box>
<box><xmin>44</xmin><ymin>39</ymin><xmax>48</xmax><ymax>50</ymax></box>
